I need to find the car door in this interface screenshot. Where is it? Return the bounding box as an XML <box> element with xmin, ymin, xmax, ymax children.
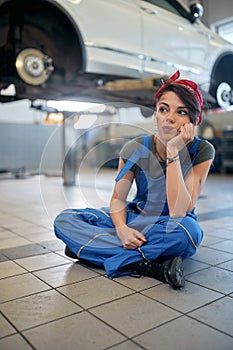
<box><xmin>183</xmin><ymin>18</ymin><xmax>214</xmax><ymax>86</ymax></box>
<box><xmin>138</xmin><ymin>0</ymin><xmax>209</xmax><ymax>81</ymax></box>
<box><xmin>69</xmin><ymin>0</ymin><xmax>143</xmax><ymax>78</ymax></box>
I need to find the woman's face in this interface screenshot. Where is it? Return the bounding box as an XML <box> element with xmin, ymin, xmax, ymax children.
<box><xmin>155</xmin><ymin>91</ymin><xmax>192</xmax><ymax>142</ymax></box>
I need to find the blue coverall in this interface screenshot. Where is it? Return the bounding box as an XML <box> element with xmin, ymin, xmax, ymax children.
<box><xmin>54</xmin><ymin>135</ymin><xmax>203</xmax><ymax>277</ymax></box>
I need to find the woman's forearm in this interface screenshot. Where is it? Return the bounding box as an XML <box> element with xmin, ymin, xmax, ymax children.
<box><xmin>166</xmin><ymin>157</ymin><xmax>192</xmax><ymax>217</ymax></box>
<box><xmin>110</xmin><ymin>165</ymin><xmax>133</xmax><ymax>230</ymax></box>
<box><xmin>110</xmin><ymin>198</ymin><xmax>127</xmax><ymax>229</ymax></box>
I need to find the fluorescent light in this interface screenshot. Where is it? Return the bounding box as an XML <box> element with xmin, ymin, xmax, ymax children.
<box><xmin>46</xmin><ymin>100</ymin><xmax>104</xmax><ymax>113</ymax></box>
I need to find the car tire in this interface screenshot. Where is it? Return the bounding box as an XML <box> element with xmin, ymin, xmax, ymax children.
<box><xmin>0</xmin><ymin>0</ymin><xmax>83</xmax><ymax>100</ymax></box>
<box><xmin>216</xmin><ymin>82</ymin><xmax>232</xmax><ymax>108</ymax></box>
<box><xmin>209</xmin><ymin>54</ymin><xmax>233</xmax><ymax>108</ymax></box>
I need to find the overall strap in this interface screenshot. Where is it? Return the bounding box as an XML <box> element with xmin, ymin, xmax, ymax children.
<box><xmin>189</xmin><ymin>137</ymin><xmax>202</xmax><ymax>155</ymax></box>
<box><xmin>142</xmin><ymin>134</ymin><xmax>151</xmax><ymax>150</ymax></box>
<box><xmin>115</xmin><ymin>135</ymin><xmax>151</xmax><ymax>182</ymax></box>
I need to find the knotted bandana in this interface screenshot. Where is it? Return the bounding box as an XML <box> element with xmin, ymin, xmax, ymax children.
<box><xmin>155</xmin><ymin>70</ymin><xmax>203</xmax><ymax>125</ymax></box>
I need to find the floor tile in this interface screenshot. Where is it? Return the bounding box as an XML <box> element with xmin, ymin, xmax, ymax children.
<box><xmin>0</xmin><ymin>236</ymin><xmax>32</xmax><ymax>250</ymax></box>
<box><xmin>189</xmin><ymin>296</ymin><xmax>233</xmax><ymax>337</ymax></box>
<box><xmin>34</xmin><ymin>262</ymin><xmax>99</xmax><ymax>288</ymax></box>
<box><xmin>22</xmin><ymin>232</ymin><xmax>55</xmax><ymax>243</ymax></box>
<box><xmin>198</xmin><ymin>222</ymin><xmax>233</xmax><ymax>239</ymax></box>
<box><xmin>0</xmin><ymin>215</ymin><xmax>12</xmax><ymax>226</ymax></box>
<box><xmin>198</xmin><ymin>210</ymin><xmax>233</xmax><ymax>225</ymax></box>
<box><xmin>1</xmin><ymin>290</ymin><xmax>82</xmax><ymax>331</ymax></box>
<box><xmin>0</xmin><ymin>313</ymin><xmax>16</xmax><ymax>338</ymax></box>
<box><xmin>183</xmin><ymin>258</ymin><xmax>210</xmax><ymax>276</ymax></box>
<box><xmin>109</xmin><ymin>340</ymin><xmax>144</xmax><ymax>350</ymax></box>
<box><xmin>198</xmin><ymin>220</ymin><xmax>220</xmax><ymax>231</ymax></box>
<box><xmin>114</xmin><ymin>274</ymin><xmax>161</xmax><ymax>292</ymax></box>
<box><xmin>0</xmin><ymin>172</ymin><xmax>233</xmax><ymax>350</ymax></box>
<box><xmin>74</xmin><ymin>258</ymin><xmax>107</xmax><ymax>275</ymax></box>
<box><xmin>38</xmin><ymin>239</ymin><xmax>65</xmax><ymax>251</ymax></box>
<box><xmin>212</xmin><ymin>216</ymin><xmax>233</xmax><ymax>227</ymax></box>
<box><xmin>12</xmin><ymin>225</ymin><xmax>52</xmax><ymax>235</ymax></box>
<box><xmin>55</xmin><ymin>249</ymin><xmax>75</xmax><ymax>260</ymax></box>
<box><xmin>134</xmin><ymin>315</ymin><xmax>233</xmax><ymax>350</ymax></box>
<box><xmin>23</xmin><ymin>312</ymin><xmax>125</xmax><ymax>350</ymax></box>
<box><xmin>90</xmin><ymin>293</ymin><xmax>181</xmax><ymax>338</ymax></box>
<box><xmin>0</xmin><ymin>273</ymin><xmax>50</xmax><ymax>303</ymax></box>
<box><xmin>15</xmin><ymin>252</ymin><xmax>70</xmax><ymax>271</ymax></box>
<box><xmin>0</xmin><ymin>253</ymin><xmax>9</xmax><ymax>263</ymax></box>
<box><xmin>0</xmin><ymin>333</ymin><xmax>33</xmax><ymax>350</ymax></box>
<box><xmin>1</xmin><ymin>219</ymin><xmax>35</xmax><ymax>230</ymax></box>
<box><xmin>211</xmin><ymin>240</ymin><xmax>233</xmax><ymax>254</ymax></box>
<box><xmin>0</xmin><ymin>230</ymin><xmax>19</xmax><ymax>240</ymax></box>
<box><xmin>0</xmin><ymin>260</ymin><xmax>27</xmax><ymax>278</ymax></box>
<box><xmin>1</xmin><ymin>243</ymin><xmax>50</xmax><ymax>260</ymax></box>
<box><xmin>141</xmin><ymin>281</ymin><xmax>222</xmax><ymax>313</ymax></box>
<box><xmin>201</xmin><ymin>235</ymin><xmax>225</xmax><ymax>247</ymax></box>
<box><xmin>218</xmin><ymin>259</ymin><xmax>233</xmax><ymax>271</ymax></box>
<box><xmin>191</xmin><ymin>246</ymin><xmax>233</xmax><ymax>265</ymax></box>
<box><xmin>58</xmin><ymin>275</ymin><xmax>134</xmax><ymax>309</ymax></box>
<box><xmin>186</xmin><ymin>266</ymin><xmax>233</xmax><ymax>294</ymax></box>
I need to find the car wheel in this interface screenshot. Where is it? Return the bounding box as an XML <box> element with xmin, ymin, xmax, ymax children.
<box><xmin>0</xmin><ymin>0</ymin><xmax>83</xmax><ymax>100</ymax></box>
<box><xmin>209</xmin><ymin>54</ymin><xmax>233</xmax><ymax>108</ymax></box>
<box><xmin>15</xmin><ymin>48</ymin><xmax>54</xmax><ymax>86</ymax></box>
<box><xmin>216</xmin><ymin>82</ymin><xmax>233</xmax><ymax>108</ymax></box>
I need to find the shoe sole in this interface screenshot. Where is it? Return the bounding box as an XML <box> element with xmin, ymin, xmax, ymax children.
<box><xmin>65</xmin><ymin>246</ymin><xmax>78</xmax><ymax>259</ymax></box>
<box><xmin>167</xmin><ymin>256</ymin><xmax>185</xmax><ymax>288</ymax></box>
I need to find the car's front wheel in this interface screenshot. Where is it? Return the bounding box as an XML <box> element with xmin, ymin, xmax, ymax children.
<box><xmin>0</xmin><ymin>0</ymin><xmax>83</xmax><ymax>100</ymax></box>
<box><xmin>15</xmin><ymin>48</ymin><xmax>54</xmax><ymax>86</ymax></box>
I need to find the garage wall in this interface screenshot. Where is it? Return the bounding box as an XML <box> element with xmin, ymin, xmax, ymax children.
<box><xmin>204</xmin><ymin>0</ymin><xmax>233</xmax><ymax>26</ymax></box>
<box><xmin>0</xmin><ymin>122</ymin><xmax>62</xmax><ymax>173</ymax></box>
<box><xmin>0</xmin><ymin>100</ymin><xmax>63</xmax><ymax>174</ymax></box>
<box><xmin>187</xmin><ymin>0</ymin><xmax>233</xmax><ymax>27</ymax></box>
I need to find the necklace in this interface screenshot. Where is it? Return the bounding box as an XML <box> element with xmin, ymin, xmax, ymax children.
<box><xmin>156</xmin><ymin>150</ymin><xmax>166</xmax><ymax>162</ymax></box>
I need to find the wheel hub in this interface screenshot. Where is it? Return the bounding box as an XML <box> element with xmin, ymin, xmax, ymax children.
<box><xmin>16</xmin><ymin>48</ymin><xmax>54</xmax><ymax>85</ymax></box>
<box><xmin>24</xmin><ymin>56</ymin><xmax>44</xmax><ymax>77</ymax></box>
<box><xmin>216</xmin><ymin>82</ymin><xmax>233</xmax><ymax>108</ymax></box>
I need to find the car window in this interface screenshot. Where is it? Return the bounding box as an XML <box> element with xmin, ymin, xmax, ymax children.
<box><xmin>142</xmin><ymin>0</ymin><xmax>189</xmax><ymax>19</ymax></box>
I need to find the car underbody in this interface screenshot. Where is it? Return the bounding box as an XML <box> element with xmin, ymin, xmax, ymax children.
<box><xmin>0</xmin><ymin>0</ymin><xmax>233</xmax><ymax>110</ymax></box>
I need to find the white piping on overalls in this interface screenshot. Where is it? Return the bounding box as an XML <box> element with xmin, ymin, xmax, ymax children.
<box><xmin>75</xmin><ymin>211</ymin><xmax>99</xmax><ymax>219</ymax></box>
<box><xmin>136</xmin><ymin>201</ymin><xmax>147</xmax><ymax>214</ymax></box>
<box><xmin>98</xmin><ymin>208</ymin><xmax>111</xmax><ymax>217</ymax></box>
<box><xmin>138</xmin><ymin>247</ymin><xmax>149</xmax><ymax>261</ymax></box>
<box><xmin>77</xmin><ymin>233</ymin><xmax>111</xmax><ymax>258</ymax></box>
<box><xmin>176</xmin><ymin>221</ymin><xmax>197</xmax><ymax>249</ymax></box>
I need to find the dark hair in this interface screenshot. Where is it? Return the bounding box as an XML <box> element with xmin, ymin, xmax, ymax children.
<box><xmin>155</xmin><ymin>83</ymin><xmax>200</xmax><ymax>125</ymax></box>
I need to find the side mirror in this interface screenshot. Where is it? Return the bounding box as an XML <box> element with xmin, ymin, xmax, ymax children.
<box><xmin>189</xmin><ymin>3</ymin><xmax>204</xmax><ymax>23</ymax></box>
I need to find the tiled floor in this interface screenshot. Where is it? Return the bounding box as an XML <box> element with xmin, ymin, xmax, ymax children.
<box><xmin>0</xmin><ymin>170</ymin><xmax>233</xmax><ymax>350</ymax></box>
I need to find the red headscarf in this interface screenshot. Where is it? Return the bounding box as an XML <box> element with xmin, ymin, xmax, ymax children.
<box><xmin>155</xmin><ymin>70</ymin><xmax>203</xmax><ymax>125</ymax></box>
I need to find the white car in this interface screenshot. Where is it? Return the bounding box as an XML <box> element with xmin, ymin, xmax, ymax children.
<box><xmin>0</xmin><ymin>0</ymin><xmax>233</xmax><ymax>109</ymax></box>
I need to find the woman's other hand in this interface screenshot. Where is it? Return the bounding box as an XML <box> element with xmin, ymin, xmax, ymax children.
<box><xmin>116</xmin><ymin>225</ymin><xmax>147</xmax><ymax>249</ymax></box>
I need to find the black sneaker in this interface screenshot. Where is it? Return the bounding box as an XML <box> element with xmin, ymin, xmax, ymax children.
<box><xmin>65</xmin><ymin>246</ymin><xmax>78</xmax><ymax>259</ymax></box>
<box><xmin>122</xmin><ymin>256</ymin><xmax>185</xmax><ymax>289</ymax></box>
<box><xmin>164</xmin><ymin>256</ymin><xmax>185</xmax><ymax>289</ymax></box>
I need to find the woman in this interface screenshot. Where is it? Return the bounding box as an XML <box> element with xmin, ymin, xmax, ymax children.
<box><xmin>54</xmin><ymin>71</ymin><xmax>215</xmax><ymax>289</ymax></box>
